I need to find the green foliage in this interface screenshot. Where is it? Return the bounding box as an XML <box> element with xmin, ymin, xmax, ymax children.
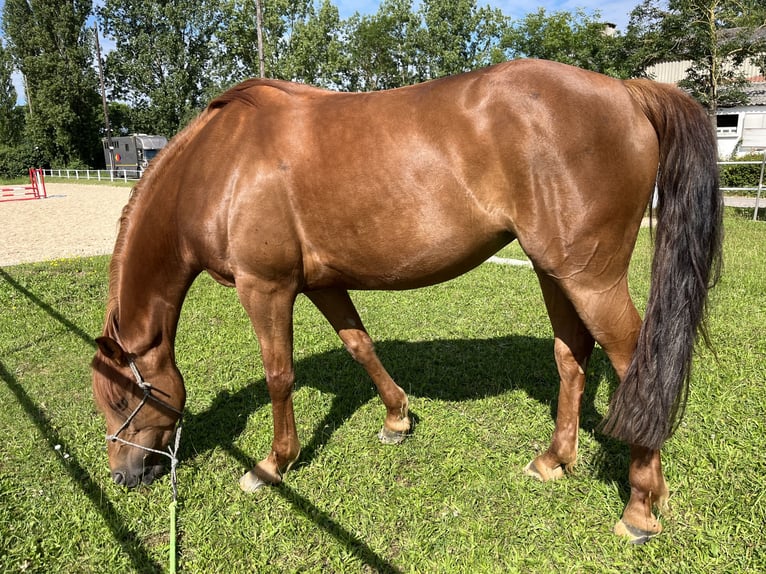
<box><xmin>0</xmin><ymin>44</ymin><xmax>23</xmax><ymax>145</ymax></box>
<box><xmin>287</xmin><ymin>0</ymin><xmax>347</xmax><ymax>87</ymax></box>
<box><xmin>1</xmin><ymin>0</ymin><xmax>764</xmax><ymax>164</ymax></box>
<box><xmin>217</xmin><ymin>0</ymin><xmax>341</xmax><ymax>87</ymax></box>
<box><xmin>218</xmin><ymin>0</ymin><xmax>508</xmax><ymax>92</ymax></box>
<box><xmin>343</xmin><ymin>0</ymin><xmax>424</xmax><ymax>90</ymax></box>
<box><xmin>720</xmin><ymin>152</ymin><xmax>766</xmax><ymax>195</ymax></box>
<box><xmin>503</xmin><ymin>8</ymin><xmax>630</xmax><ymax>78</ymax></box>
<box><xmin>0</xmin><ymin>214</ymin><xmax>765</xmax><ymax>571</ymax></box>
<box><xmin>2</xmin><ymin>0</ymin><xmax>102</xmax><ymax>167</ymax></box>
<box><xmin>625</xmin><ymin>0</ymin><xmax>766</xmax><ymax>113</ymax></box>
<box><xmin>0</xmin><ymin>142</ymin><xmax>42</xmax><ymax>178</ymax></box>
<box><xmin>415</xmin><ymin>0</ymin><xmax>508</xmax><ymax>78</ymax></box>
<box><xmin>106</xmin><ymin>102</ymin><xmax>139</xmax><ymax>137</ymax></box>
<box><xmin>99</xmin><ymin>0</ymin><xmax>222</xmax><ymax>136</ymax></box>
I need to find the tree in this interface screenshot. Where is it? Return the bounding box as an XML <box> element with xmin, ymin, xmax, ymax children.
<box><xmin>342</xmin><ymin>0</ymin><xmax>507</xmax><ymax>90</ymax></box>
<box><xmin>416</xmin><ymin>0</ymin><xmax>507</xmax><ymax>79</ymax></box>
<box><xmin>503</xmin><ymin>8</ymin><xmax>630</xmax><ymax>78</ymax></box>
<box><xmin>216</xmin><ymin>0</ymin><xmax>322</xmax><ymax>84</ymax></box>
<box><xmin>624</xmin><ymin>0</ymin><xmax>766</xmax><ymax>114</ymax></box>
<box><xmin>286</xmin><ymin>0</ymin><xmax>347</xmax><ymax>87</ymax></box>
<box><xmin>0</xmin><ymin>43</ymin><xmax>23</xmax><ymax>145</ymax></box>
<box><xmin>344</xmin><ymin>0</ymin><xmax>423</xmax><ymax>90</ymax></box>
<box><xmin>99</xmin><ymin>0</ymin><xmax>223</xmax><ymax>137</ymax></box>
<box><xmin>737</xmin><ymin>1</ymin><xmax>766</xmax><ymax>75</ymax></box>
<box><xmin>106</xmin><ymin>101</ymin><xmax>139</xmax><ymax>137</ymax></box>
<box><xmin>2</xmin><ymin>0</ymin><xmax>102</xmax><ymax>167</ymax></box>
<box><xmin>0</xmin><ymin>42</ymin><xmax>29</xmax><ymax>177</ymax></box>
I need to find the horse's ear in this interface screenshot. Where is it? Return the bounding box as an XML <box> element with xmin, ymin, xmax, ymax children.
<box><xmin>96</xmin><ymin>336</ymin><xmax>128</xmax><ymax>366</ymax></box>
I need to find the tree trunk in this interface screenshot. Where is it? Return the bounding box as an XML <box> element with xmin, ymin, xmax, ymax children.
<box><xmin>255</xmin><ymin>0</ymin><xmax>265</xmax><ymax>78</ymax></box>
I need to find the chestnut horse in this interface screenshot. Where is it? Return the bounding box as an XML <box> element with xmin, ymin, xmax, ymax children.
<box><xmin>92</xmin><ymin>59</ymin><xmax>722</xmax><ymax>542</ymax></box>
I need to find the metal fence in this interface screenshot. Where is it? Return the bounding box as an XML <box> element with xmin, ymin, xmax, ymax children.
<box><xmin>718</xmin><ymin>150</ymin><xmax>765</xmax><ymax>221</ymax></box>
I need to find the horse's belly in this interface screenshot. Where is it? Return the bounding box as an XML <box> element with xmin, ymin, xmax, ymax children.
<box><xmin>302</xmin><ymin>229</ymin><xmax>513</xmax><ymax>290</ymax></box>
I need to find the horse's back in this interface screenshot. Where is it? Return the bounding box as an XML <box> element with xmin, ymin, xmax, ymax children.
<box><xmin>168</xmin><ymin>60</ymin><xmax>659</xmax><ymax>290</ymax></box>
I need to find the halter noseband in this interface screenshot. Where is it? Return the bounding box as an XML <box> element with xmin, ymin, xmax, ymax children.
<box><xmin>106</xmin><ymin>356</ymin><xmax>183</xmax><ymax>495</ymax></box>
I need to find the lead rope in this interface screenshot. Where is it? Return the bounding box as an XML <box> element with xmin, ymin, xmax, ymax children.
<box><xmin>106</xmin><ymin>358</ymin><xmax>183</xmax><ymax>573</ymax></box>
<box><xmin>169</xmin><ymin>421</ymin><xmax>182</xmax><ymax>574</ymax></box>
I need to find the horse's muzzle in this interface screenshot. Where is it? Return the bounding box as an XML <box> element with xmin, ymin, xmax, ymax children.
<box><xmin>111</xmin><ymin>463</ymin><xmax>164</xmax><ymax>488</ymax></box>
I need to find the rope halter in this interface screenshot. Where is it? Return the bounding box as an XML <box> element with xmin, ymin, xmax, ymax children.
<box><xmin>106</xmin><ymin>357</ymin><xmax>184</xmax><ymax>499</ymax></box>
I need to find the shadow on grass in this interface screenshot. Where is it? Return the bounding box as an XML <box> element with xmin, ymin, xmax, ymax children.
<box><xmin>183</xmin><ymin>336</ymin><xmax>631</xmax><ymax>506</ymax></box>
<box><xmin>2</xmin><ymin>264</ymin><xmax>630</xmax><ymax>572</ymax></box>
<box><xmin>0</xmin><ymin>359</ymin><xmax>166</xmax><ymax>573</ymax></box>
<box><xmin>1</xmin><ymin>266</ymin><xmax>404</xmax><ymax>573</ymax></box>
<box><xmin>0</xmin><ymin>268</ymin><xmax>165</xmax><ymax>572</ymax></box>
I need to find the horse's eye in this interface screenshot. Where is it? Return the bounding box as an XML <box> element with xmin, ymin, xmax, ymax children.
<box><xmin>110</xmin><ymin>397</ymin><xmax>128</xmax><ymax>412</ymax></box>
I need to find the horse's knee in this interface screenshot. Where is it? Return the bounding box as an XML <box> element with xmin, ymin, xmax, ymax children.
<box><xmin>265</xmin><ymin>367</ymin><xmax>295</xmax><ymax>399</ymax></box>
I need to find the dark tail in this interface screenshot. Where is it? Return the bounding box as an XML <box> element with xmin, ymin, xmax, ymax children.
<box><xmin>601</xmin><ymin>80</ymin><xmax>724</xmax><ymax>450</ymax></box>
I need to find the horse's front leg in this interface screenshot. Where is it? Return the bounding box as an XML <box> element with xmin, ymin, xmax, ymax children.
<box><xmin>236</xmin><ymin>284</ymin><xmax>301</xmax><ymax>492</ymax></box>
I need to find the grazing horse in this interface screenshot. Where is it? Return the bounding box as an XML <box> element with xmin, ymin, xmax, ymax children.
<box><xmin>91</xmin><ymin>59</ymin><xmax>722</xmax><ymax>542</ymax></box>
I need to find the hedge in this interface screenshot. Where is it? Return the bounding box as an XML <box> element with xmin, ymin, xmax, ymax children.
<box><xmin>719</xmin><ymin>152</ymin><xmax>766</xmax><ymax>196</ymax></box>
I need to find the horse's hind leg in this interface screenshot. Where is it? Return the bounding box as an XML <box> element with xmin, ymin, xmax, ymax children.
<box><xmin>558</xmin><ymin>276</ymin><xmax>669</xmax><ymax>542</ymax></box>
<box><xmin>525</xmin><ymin>273</ymin><xmax>595</xmax><ymax>481</ymax></box>
<box><xmin>306</xmin><ymin>288</ymin><xmax>410</xmax><ymax>443</ymax></box>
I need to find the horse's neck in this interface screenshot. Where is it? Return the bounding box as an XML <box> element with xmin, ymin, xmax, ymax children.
<box><xmin>112</xmin><ymin>201</ymin><xmax>197</xmax><ymax>356</ymax></box>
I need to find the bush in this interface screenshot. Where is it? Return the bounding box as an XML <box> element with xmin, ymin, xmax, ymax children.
<box><xmin>719</xmin><ymin>152</ymin><xmax>766</xmax><ymax>196</ymax></box>
<box><xmin>0</xmin><ymin>144</ymin><xmax>48</xmax><ymax>179</ymax></box>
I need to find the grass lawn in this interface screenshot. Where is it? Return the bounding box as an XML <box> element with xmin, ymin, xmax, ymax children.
<box><xmin>1</xmin><ymin>213</ymin><xmax>764</xmax><ymax>572</ymax></box>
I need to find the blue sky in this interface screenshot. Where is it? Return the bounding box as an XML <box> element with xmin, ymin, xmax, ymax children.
<box><xmin>337</xmin><ymin>1</ymin><xmax>635</xmax><ymax>30</ymax></box>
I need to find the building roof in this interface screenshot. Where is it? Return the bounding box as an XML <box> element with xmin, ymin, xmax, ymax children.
<box><xmin>742</xmin><ymin>82</ymin><xmax>766</xmax><ymax>106</ymax></box>
<box><xmin>720</xmin><ymin>81</ymin><xmax>766</xmax><ymax>108</ymax></box>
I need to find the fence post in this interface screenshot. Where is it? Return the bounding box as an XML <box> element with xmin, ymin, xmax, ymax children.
<box><xmin>754</xmin><ymin>151</ymin><xmax>765</xmax><ymax>221</ymax></box>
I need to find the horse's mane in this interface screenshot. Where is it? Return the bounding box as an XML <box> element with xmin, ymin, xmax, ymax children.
<box><xmin>105</xmin><ymin>96</ymin><xmax>224</xmax><ymax>330</ymax></box>
<box><xmin>208</xmin><ymin>78</ymin><xmax>324</xmax><ymax>110</ymax></box>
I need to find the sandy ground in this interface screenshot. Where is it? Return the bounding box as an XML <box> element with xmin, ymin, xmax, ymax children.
<box><xmin>0</xmin><ymin>183</ymin><xmax>131</xmax><ymax>267</ymax></box>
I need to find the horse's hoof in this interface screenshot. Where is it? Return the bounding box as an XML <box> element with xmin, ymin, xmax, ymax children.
<box><xmin>523</xmin><ymin>459</ymin><xmax>565</xmax><ymax>482</ymax></box>
<box><xmin>378</xmin><ymin>426</ymin><xmax>407</xmax><ymax>445</ymax></box>
<box><xmin>239</xmin><ymin>470</ymin><xmax>268</xmax><ymax>493</ymax></box>
<box><xmin>613</xmin><ymin>519</ymin><xmax>661</xmax><ymax>544</ymax></box>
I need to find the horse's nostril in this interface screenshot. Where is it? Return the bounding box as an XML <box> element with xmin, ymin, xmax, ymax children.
<box><xmin>112</xmin><ymin>471</ymin><xmax>126</xmax><ymax>485</ymax></box>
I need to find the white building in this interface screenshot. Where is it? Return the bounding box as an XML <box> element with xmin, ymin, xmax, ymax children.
<box><xmin>645</xmin><ymin>58</ymin><xmax>766</xmax><ymax>158</ymax></box>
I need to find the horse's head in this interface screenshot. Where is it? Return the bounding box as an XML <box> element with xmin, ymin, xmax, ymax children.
<box><xmin>92</xmin><ymin>336</ymin><xmax>185</xmax><ymax>488</ymax></box>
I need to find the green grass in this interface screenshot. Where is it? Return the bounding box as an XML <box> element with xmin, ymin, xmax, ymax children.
<box><xmin>1</xmin><ymin>214</ymin><xmax>764</xmax><ymax>572</ymax></box>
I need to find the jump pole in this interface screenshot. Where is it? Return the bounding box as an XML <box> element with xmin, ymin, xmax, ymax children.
<box><xmin>0</xmin><ymin>168</ymin><xmax>47</xmax><ymax>202</ymax></box>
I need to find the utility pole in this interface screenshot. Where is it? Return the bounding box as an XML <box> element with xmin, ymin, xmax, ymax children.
<box><xmin>22</xmin><ymin>72</ymin><xmax>32</xmax><ymax>117</ymax></box>
<box><xmin>255</xmin><ymin>0</ymin><xmax>265</xmax><ymax>78</ymax></box>
<box><xmin>94</xmin><ymin>24</ymin><xmax>114</xmax><ymax>172</ymax></box>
